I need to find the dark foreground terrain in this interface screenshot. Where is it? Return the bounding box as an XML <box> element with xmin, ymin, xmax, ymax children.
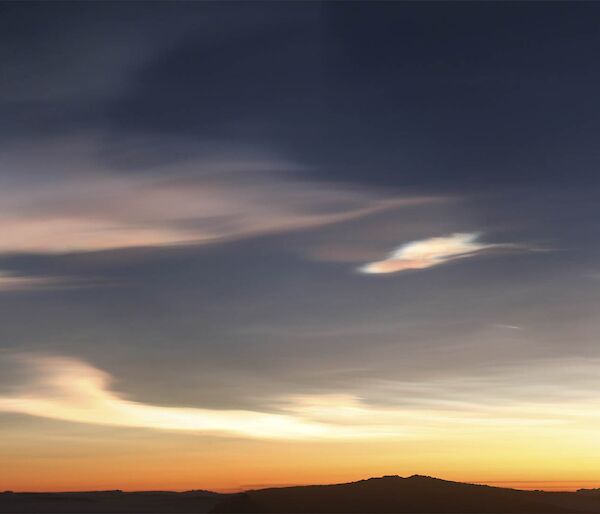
<box><xmin>212</xmin><ymin>475</ymin><xmax>600</xmax><ymax>513</ymax></box>
<box><xmin>0</xmin><ymin>489</ymin><xmax>222</xmax><ymax>513</ymax></box>
<box><xmin>3</xmin><ymin>475</ymin><xmax>600</xmax><ymax>513</ymax></box>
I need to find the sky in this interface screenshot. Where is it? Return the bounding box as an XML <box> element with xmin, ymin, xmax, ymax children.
<box><xmin>2</xmin><ymin>1</ymin><xmax>600</xmax><ymax>492</ymax></box>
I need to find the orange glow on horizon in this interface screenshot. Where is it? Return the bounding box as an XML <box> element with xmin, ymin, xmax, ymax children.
<box><xmin>3</xmin><ymin>355</ymin><xmax>600</xmax><ymax>494</ymax></box>
<box><xmin>2</xmin><ymin>429</ymin><xmax>600</xmax><ymax>493</ymax></box>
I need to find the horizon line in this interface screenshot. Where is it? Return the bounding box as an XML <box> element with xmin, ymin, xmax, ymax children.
<box><xmin>5</xmin><ymin>476</ymin><xmax>600</xmax><ymax>495</ymax></box>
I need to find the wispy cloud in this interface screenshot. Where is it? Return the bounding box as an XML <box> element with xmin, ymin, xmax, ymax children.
<box><xmin>0</xmin><ymin>273</ymin><xmax>62</xmax><ymax>291</ymax></box>
<box><xmin>0</xmin><ymin>137</ymin><xmax>437</xmax><ymax>256</ymax></box>
<box><xmin>493</xmin><ymin>324</ymin><xmax>523</xmax><ymax>331</ymax></box>
<box><xmin>359</xmin><ymin>233</ymin><xmax>499</xmax><ymax>274</ymax></box>
<box><xmin>0</xmin><ymin>355</ymin><xmax>408</xmax><ymax>440</ymax></box>
<box><xmin>2</xmin><ymin>354</ymin><xmax>599</xmax><ymax>442</ymax></box>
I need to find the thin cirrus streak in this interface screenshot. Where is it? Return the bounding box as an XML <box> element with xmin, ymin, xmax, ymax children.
<box><xmin>0</xmin><ymin>272</ymin><xmax>62</xmax><ymax>291</ymax></box>
<box><xmin>359</xmin><ymin>233</ymin><xmax>502</xmax><ymax>274</ymax></box>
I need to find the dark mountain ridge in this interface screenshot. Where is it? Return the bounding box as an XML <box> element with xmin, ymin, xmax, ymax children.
<box><xmin>211</xmin><ymin>475</ymin><xmax>600</xmax><ymax>513</ymax></box>
<box><xmin>0</xmin><ymin>489</ymin><xmax>222</xmax><ymax>513</ymax></box>
<box><xmin>4</xmin><ymin>475</ymin><xmax>600</xmax><ymax>513</ymax></box>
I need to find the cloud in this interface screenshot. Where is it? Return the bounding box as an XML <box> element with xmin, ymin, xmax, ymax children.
<box><xmin>0</xmin><ymin>272</ymin><xmax>63</xmax><ymax>291</ymax></box>
<box><xmin>0</xmin><ymin>355</ymin><xmax>412</xmax><ymax>440</ymax></box>
<box><xmin>0</xmin><ymin>136</ymin><xmax>437</xmax><ymax>256</ymax></box>
<box><xmin>0</xmin><ymin>272</ymin><xmax>110</xmax><ymax>292</ymax></box>
<box><xmin>359</xmin><ymin>233</ymin><xmax>499</xmax><ymax>274</ymax></box>
<box><xmin>3</xmin><ymin>354</ymin><xmax>599</xmax><ymax>442</ymax></box>
<box><xmin>493</xmin><ymin>324</ymin><xmax>523</xmax><ymax>331</ymax></box>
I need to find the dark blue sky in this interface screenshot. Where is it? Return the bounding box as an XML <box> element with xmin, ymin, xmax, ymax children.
<box><xmin>1</xmin><ymin>2</ymin><xmax>600</xmax><ymax>485</ymax></box>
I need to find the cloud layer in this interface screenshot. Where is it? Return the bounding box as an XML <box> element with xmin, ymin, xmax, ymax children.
<box><xmin>0</xmin><ymin>355</ymin><xmax>408</xmax><ymax>440</ymax></box>
<box><xmin>3</xmin><ymin>354</ymin><xmax>600</xmax><ymax>442</ymax></box>
<box><xmin>0</xmin><ymin>137</ymin><xmax>437</xmax><ymax>256</ymax></box>
<box><xmin>359</xmin><ymin>233</ymin><xmax>497</xmax><ymax>274</ymax></box>
<box><xmin>0</xmin><ymin>136</ymin><xmax>441</xmax><ymax>289</ymax></box>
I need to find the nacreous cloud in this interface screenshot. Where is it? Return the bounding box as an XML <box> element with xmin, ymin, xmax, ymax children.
<box><xmin>1</xmin><ymin>354</ymin><xmax>596</xmax><ymax>442</ymax></box>
<box><xmin>0</xmin><ymin>137</ymin><xmax>442</xmax><ymax>287</ymax></box>
<box><xmin>0</xmin><ymin>355</ymin><xmax>411</xmax><ymax>440</ymax></box>
<box><xmin>0</xmin><ymin>136</ymin><xmax>439</xmax><ymax>256</ymax></box>
<box><xmin>359</xmin><ymin>233</ymin><xmax>497</xmax><ymax>274</ymax></box>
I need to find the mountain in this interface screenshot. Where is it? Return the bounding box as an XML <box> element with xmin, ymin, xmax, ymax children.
<box><xmin>578</xmin><ymin>488</ymin><xmax>600</xmax><ymax>496</ymax></box>
<box><xmin>4</xmin><ymin>476</ymin><xmax>600</xmax><ymax>514</ymax></box>
<box><xmin>210</xmin><ymin>475</ymin><xmax>600</xmax><ymax>513</ymax></box>
<box><xmin>0</xmin><ymin>489</ymin><xmax>222</xmax><ymax>513</ymax></box>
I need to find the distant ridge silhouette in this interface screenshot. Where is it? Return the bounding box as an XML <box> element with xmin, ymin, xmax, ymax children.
<box><xmin>210</xmin><ymin>475</ymin><xmax>600</xmax><ymax>513</ymax></box>
<box><xmin>0</xmin><ymin>489</ymin><xmax>221</xmax><ymax>513</ymax></box>
<box><xmin>4</xmin><ymin>475</ymin><xmax>600</xmax><ymax>513</ymax></box>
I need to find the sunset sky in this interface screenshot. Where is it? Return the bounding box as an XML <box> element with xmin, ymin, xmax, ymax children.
<box><xmin>2</xmin><ymin>1</ymin><xmax>600</xmax><ymax>493</ymax></box>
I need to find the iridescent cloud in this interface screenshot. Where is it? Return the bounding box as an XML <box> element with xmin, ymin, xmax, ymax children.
<box><xmin>359</xmin><ymin>233</ymin><xmax>499</xmax><ymax>274</ymax></box>
<box><xmin>0</xmin><ymin>138</ymin><xmax>438</xmax><ymax>256</ymax></box>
